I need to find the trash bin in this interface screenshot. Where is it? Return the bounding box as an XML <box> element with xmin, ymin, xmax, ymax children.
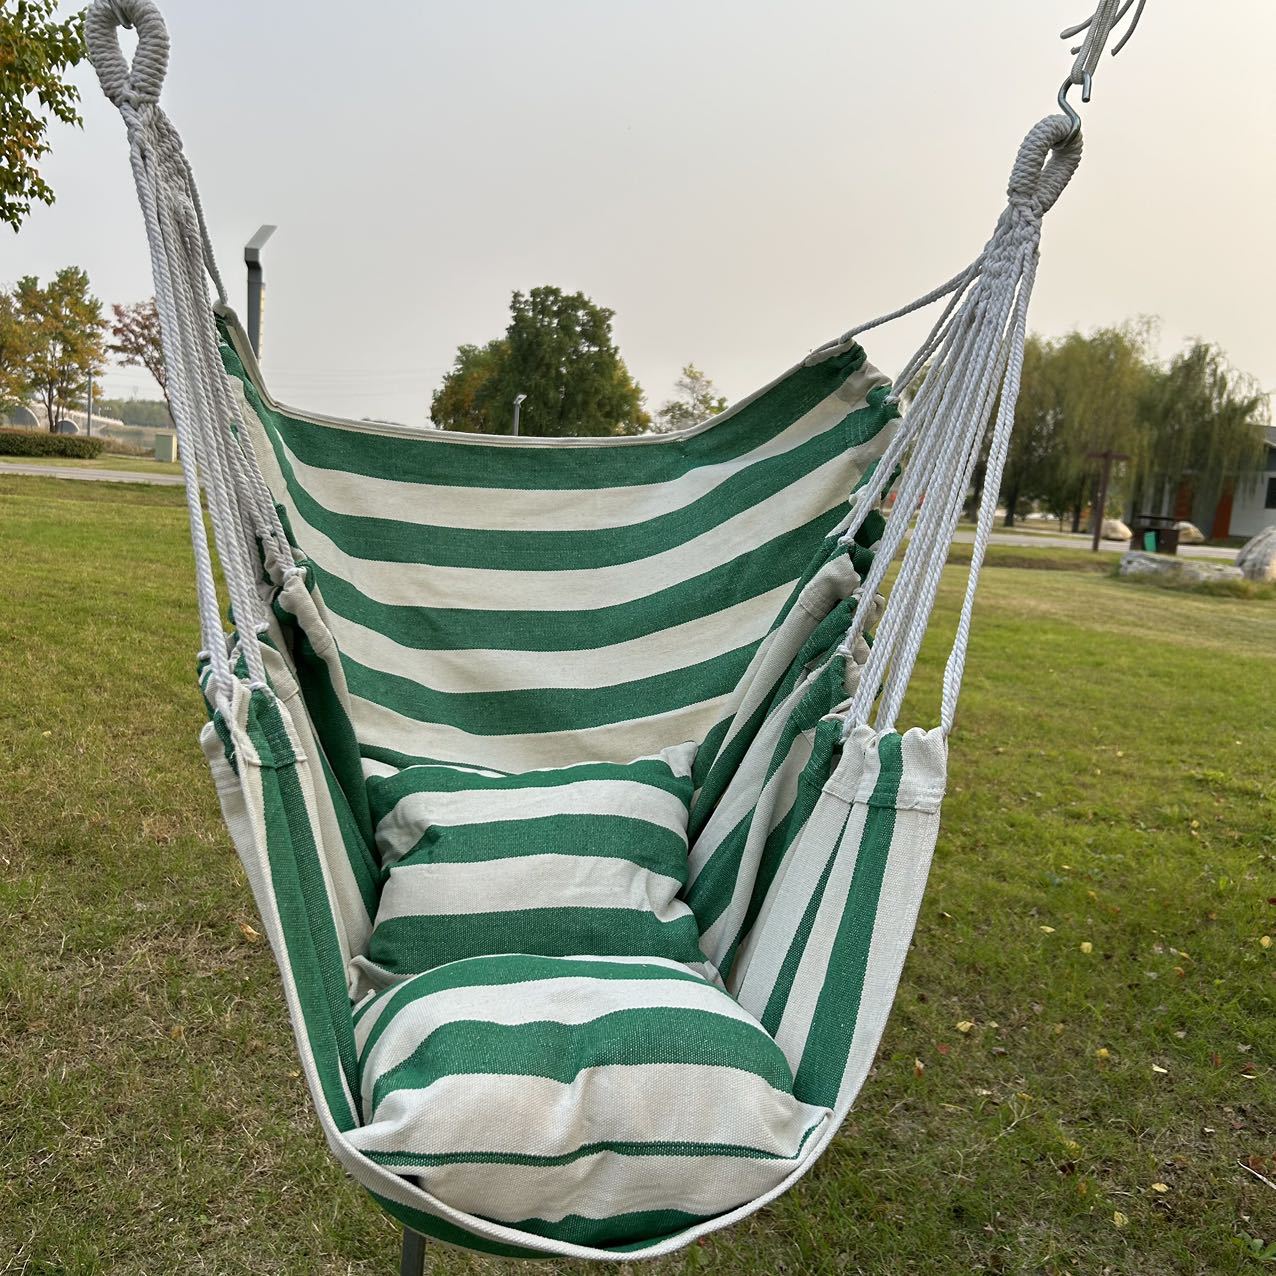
<box><xmin>1129</xmin><ymin>514</ymin><xmax>1180</xmax><ymax>555</ymax></box>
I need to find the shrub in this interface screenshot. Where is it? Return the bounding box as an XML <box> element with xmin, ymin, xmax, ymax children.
<box><xmin>0</xmin><ymin>428</ymin><xmax>105</xmax><ymax>459</ymax></box>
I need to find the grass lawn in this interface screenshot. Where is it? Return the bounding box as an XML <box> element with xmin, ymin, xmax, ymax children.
<box><xmin>0</xmin><ymin>476</ymin><xmax>1271</xmax><ymax>1276</ymax></box>
<box><xmin>0</xmin><ymin>454</ymin><xmax>183</xmax><ymax>477</ymax></box>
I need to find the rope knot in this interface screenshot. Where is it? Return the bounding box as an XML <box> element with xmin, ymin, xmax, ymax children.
<box><xmin>1006</xmin><ymin>114</ymin><xmax>1082</xmax><ymax>216</ymax></box>
<box><xmin>85</xmin><ymin>0</ymin><xmax>170</xmax><ymax>109</ymax></box>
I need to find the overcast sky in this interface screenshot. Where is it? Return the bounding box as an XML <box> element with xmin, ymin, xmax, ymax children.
<box><xmin>5</xmin><ymin>1</ymin><xmax>1274</xmax><ymax>426</ymax></box>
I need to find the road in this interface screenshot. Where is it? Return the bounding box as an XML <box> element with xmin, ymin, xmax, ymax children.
<box><xmin>0</xmin><ymin>464</ymin><xmax>1247</xmax><ymax>563</ymax></box>
<box><xmin>0</xmin><ymin>462</ymin><xmax>184</xmax><ymax>487</ymax></box>
<box><xmin>949</xmin><ymin>528</ymin><xmax>1238</xmax><ymax>560</ymax></box>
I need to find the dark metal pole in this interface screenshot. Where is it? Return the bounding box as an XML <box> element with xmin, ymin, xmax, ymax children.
<box><xmin>1091</xmin><ymin>453</ymin><xmax>1110</xmax><ymax>553</ymax></box>
<box><xmin>399</xmin><ymin>1228</ymin><xmax>427</xmax><ymax>1276</ymax></box>
<box><xmin>244</xmin><ymin>224</ymin><xmax>277</xmax><ymax>358</ymax></box>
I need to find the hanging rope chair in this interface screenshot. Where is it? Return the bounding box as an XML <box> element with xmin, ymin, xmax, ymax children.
<box><xmin>85</xmin><ymin>0</ymin><xmax>1142</xmax><ymax>1263</ymax></box>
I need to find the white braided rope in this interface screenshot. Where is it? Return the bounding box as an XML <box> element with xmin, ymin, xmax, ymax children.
<box><xmin>86</xmin><ymin>0</ymin><xmax>295</xmax><ymax>708</ymax></box>
<box><xmin>817</xmin><ymin>114</ymin><xmax>1083</xmax><ymax>739</ymax></box>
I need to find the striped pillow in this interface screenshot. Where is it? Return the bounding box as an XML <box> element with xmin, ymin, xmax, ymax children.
<box><xmin>349</xmin><ymin>953</ymin><xmax>831</xmax><ymax>1246</ymax></box>
<box><xmin>360</xmin><ymin>743</ymin><xmax>713</xmax><ymax>981</ymax></box>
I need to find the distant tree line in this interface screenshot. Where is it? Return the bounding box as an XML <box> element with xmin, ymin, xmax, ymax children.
<box><xmin>993</xmin><ymin>323</ymin><xmax>1270</xmax><ymax>528</ymax></box>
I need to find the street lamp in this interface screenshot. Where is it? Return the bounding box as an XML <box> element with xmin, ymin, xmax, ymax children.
<box><xmin>244</xmin><ymin>224</ymin><xmax>277</xmax><ymax>357</ymax></box>
<box><xmin>512</xmin><ymin>393</ymin><xmax>527</xmax><ymax>436</ymax></box>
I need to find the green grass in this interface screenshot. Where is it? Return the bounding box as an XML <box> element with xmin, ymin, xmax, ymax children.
<box><xmin>0</xmin><ymin>476</ymin><xmax>1272</xmax><ymax>1276</ymax></box>
<box><xmin>0</xmin><ymin>453</ymin><xmax>183</xmax><ymax>477</ymax></box>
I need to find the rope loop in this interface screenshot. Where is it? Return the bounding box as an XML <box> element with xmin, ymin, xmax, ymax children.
<box><xmin>1006</xmin><ymin>115</ymin><xmax>1083</xmax><ymax>216</ymax></box>
<box><xmin>85</xmin><ymin>0</ymin><xmax>170</xmax><ymax>109</ymax></box>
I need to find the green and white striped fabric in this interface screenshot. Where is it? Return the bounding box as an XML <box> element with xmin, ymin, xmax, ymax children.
<box><xmin>188</xmin><ymin>311</ymin><xmax>949</xmax><ymax>1261</ymax></box>
<box><xmin>358</xmin><ymin>744</ymin><xmax>716</xmax><ymax>984</ymax></box>
<box><xmin>348</xmin><ymin>953</ymin><xmax>829</xmax><ymax>1247</ymax></box>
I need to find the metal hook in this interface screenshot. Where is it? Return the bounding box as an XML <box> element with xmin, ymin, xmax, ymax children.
<box><xmin>1056</xmin><ymin>72</ymin><xmax>1090</xmax><ymax>145</ymax></box>
<box><xmin>1055</xmin><ymin>0</ymin><xmax>1146</xmax><ymax>145</ymax></box>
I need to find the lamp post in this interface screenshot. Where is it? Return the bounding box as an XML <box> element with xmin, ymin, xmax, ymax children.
<box><xmin>244</xmin><ymin>224</ymin><xmax>277</xmax><ymax>357</ymax></box>
<box><xmin>512</xmin><ymin>393</ymin><xmax>527</xmax><ymax>436</ymax></box>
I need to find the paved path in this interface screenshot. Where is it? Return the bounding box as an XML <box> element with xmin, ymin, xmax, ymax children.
<box><xmin>0</xmin><ymin>464</ymin><xmax>1246</xmax><ymax>563</ymax></box>
<box><xmin>0</xmin><ymin>462</ymin><xmax>184</xmax><ymax>487</ymax></box>
<box><xmin>949</xmin><ymin>528</ymin><xmax>1238</xmax><ymax>560</ymax></box>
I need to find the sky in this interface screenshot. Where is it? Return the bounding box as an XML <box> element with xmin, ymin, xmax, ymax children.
<box><xmin>5</xmin><ymin>1</ymin><xmax>1275</xmax><ymax>427</ymax></box>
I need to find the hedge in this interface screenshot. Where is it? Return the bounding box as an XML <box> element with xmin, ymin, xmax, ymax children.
<box><xmin>0</xmin><ymin>429</ymin><xmax>105</xmax><ymax>459</ymax></box>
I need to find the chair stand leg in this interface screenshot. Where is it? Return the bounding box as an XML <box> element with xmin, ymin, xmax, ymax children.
<box><xmin>400</xmin><ymin>1227</ymin><xmax>427</xmax><ymax>1276</ymax></box>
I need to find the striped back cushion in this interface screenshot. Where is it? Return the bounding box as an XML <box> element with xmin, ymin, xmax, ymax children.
<box><xmin>349</xmin><ymin>953</ymin><xmax>831</xmax><ymax>1246</ymax></box>
<box><xmin>358</xmin><ymin>743</ymin><xmax>713</xmax><ymax>982</ymax></box>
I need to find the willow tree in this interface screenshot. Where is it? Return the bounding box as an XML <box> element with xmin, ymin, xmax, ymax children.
<box><xmin>1137</xmin><ymin>342</ymin><xmax>1270</xmax><ymax>513</ymax></box>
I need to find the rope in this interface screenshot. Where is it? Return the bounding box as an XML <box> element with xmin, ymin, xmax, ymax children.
<box><xmin>86</xmin><ymin>0</ymin><xmax>295</xmax><ymax>709</ymax></box>
<box><xmin>825</xmin><ymin>114</ymin><xmax>1083</xmax><ymax>739</ymax></box>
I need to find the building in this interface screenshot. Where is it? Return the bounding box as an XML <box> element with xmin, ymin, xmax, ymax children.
<box><xmin>1150</xmin><ymin>425</ymin><xmax>1276</xmax><ymax>541</ymax></box>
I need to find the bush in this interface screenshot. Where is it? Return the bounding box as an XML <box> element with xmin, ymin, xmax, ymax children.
<box><xmin>0</xmin><ymin>429</ymin><xmax>105</xmax><ymax>459</ymax></box>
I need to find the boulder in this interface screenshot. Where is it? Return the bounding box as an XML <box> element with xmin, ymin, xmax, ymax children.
<box><xmin>1120</xmin><ymin>551</ymin><xmax>1243</xmax><ymax>586</ymax></box>
<box><xmin>1175</xmin><ymin>521</ymin><xmax>1206</xmax><ymax>544</ymax></box>
<box><xmin>1236</xmin><ymin>525</ymin><xmax>1276</xmax><ymax>583</ymax></box>
<box><xmin>1101</xmin><ymin>518</ymin><xmax>1132</xmax><ymax>542</ymax></box>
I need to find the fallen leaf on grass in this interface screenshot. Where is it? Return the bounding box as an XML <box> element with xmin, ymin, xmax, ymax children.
<box><xmin>1040</xmin><ymin>926</ymin><xmax>1056</xmax><ymax>934</ymax></box>
<box><xmin>238</xmin><ymin>922</ymin><xmax>262</xmax><ymax>943</ymax></box>
<box><xmin>1113</xmin><ymin>1211</ymin><xmax>1129</xmax><ymax>1229</ymax></box>
<box><xmin>913</xmin><ymin>1058</ymin><xmax>926</xmax><ymax>1079</ymax></box>
<box><xmin>936</xmin><ymin>1043</ymin><xmax>951</xmax><ymax>1056</ymax></box>
<box><xmin>1150</xmin><ymin>1182</ymin><xmax>1169</xmax><ymax>1193</ymax></box>
<box><xmin>1080</xmin><ymin>942</ymin><xmax>1093</xmax><ymax>954</ymax></box>
<box><xmin>1261</xmin><ymin>936</ymin><xmax>1272</xmax><ymax>949</ymax></box>
<box><xmin>956</xmin><ymin>1020</ymin><xmax>975</xmax><ymax>1034</ymax></box>
<box><xmin>1151</xmin><ymin>1065</ymin><xmax>1169</xmax><ymax>1075</ymax></box>
<box><xmin>1095</xmin><ymin>1048</ymin><xmax>1111</xmax><ymax>1061</ymax></box>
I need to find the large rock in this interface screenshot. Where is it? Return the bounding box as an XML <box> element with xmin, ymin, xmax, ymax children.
<box><xmin>1120</xmin><ymin>551</ymin><xmax>1243</xmax><ymax>586</ymax></box>
<box><xmin>1175</xmin><ymin>521</ymin><xmax>1206</xmax><ymax>544</ymax></box>
<box><xmin>1102</xmin><ymin>518</ymin><xmax>1132</xmax><ymax>542</ymax></box>
<box><xmin>1236</xmin><ymin>526</ymin><xmax>1276</xmax><ymax>583</ymax></box>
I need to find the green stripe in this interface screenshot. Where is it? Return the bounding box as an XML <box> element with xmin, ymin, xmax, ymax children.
<box><xmin>308</xmin><ymin>514</ymin><xmax>839</xmax><ymax>655</ymax></box>
<box><xmin>256</xmin><ymin>403</ymin><xmax>887</xmax><ymax>571</ymax></box>
<box><xmin>343</xmin><ymin>641</ymin><xmax>756</xmax><ymax>737</ymax></box>
<box><xmin>367</xmin><ymin>907</ymin><xmax>707</xmax><ymax>977</ymax></box>
<box><xmin>391</xmin><ymin>816</ymin><xmax>691</xmax><ymax>880</ymax></box>
<box><xmin>370</xmin><ymin>1006</ymin><xmax>795</xmax><ymax>1112</ymax></box>
<box><xmin>370</xmin><ymin>1193</ymin><xmax>547</xmax><ymax>1261</ymax></box>
<box><xmin>509</xmin><ymin>1206</ymin><xmax>710</xmax><ymax>1250</ymax></box>
<box><xmin>222</xmin><ymin>328</ymin><xmax>873</xmax><ymax>491</ymax></box>
<box><xmin>369</xmin><ymin>754</ymin><xmax>692</xmax><ymax>808</ymax></box>
<box><xmin>366</xmin><ymin>1131</ymin><xmax>817</xmax><ymax>1169</ymax></box>
<box><xmin>792</xmin><ymin>732</ymin><xmax>904</xmax><ymax>1107</ymax></box>
<box><xmin>358</xmin><ymin>955</ymin><xmax>709</xmax><ymax>1065</ymax></box>
<box><xmin>241</xmin><ymin>690</ymin><xmax>361</xmax><ymax>1129</ymax></box>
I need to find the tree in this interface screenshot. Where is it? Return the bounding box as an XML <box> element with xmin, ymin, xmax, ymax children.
<box><xmin>0</xmin><ymin>289</ymin><xmax>33</xmax><ymax>411</ymax></box>
<box><xmin>16</xmin><ymin>268</ymin><xmax>107</xmax><ymax>429</ymax></box>
<box><xmin>1</xmin><ymin>1</ymin><xmax>86</xmax><ymax>231</ymax></box>
<box><xmin>654</xmin><ymin>364</ymin><xmax>728</xmax><ymax>433</ymax></box>
<box><xmin>110</xmin><ymin>299</ymin><xmax>168</xmax><ymax>405</ymax></box>
<box><xmin>1138</xmin><ymin>342</ymin><xmax>1270</xmax><ymax>512</ymax></box>
<box><xmin>431</xmin><ymin>287</ymin><xmax>649</xmax><ymax>437</ymax></box>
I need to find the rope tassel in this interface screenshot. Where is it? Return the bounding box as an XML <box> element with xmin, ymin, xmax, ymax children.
<box><xmin>809</xmin><ymin>115</ymin><xmax>1083</xmax><ymax>738</ymax></box>
<box><xmin>86</xmin><ymin>0</ymin><xmax>296</xmax><ymax>708</ymax></box>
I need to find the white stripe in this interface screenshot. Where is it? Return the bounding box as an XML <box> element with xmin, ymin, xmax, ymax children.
<box><xmin>349</xmin><ymin>691</ymin><xmax>735</xmax><ymax>774</ymax></box>
<box><xmin>259</xmin><ymin>455</ymin><xmax>859</xmax><ymax>613</ymax></box>
<box><xmin>375</xmin><ymin>778</ymin><xmax>690</xmax><ymax>862</ymax></box>
<box><xmin>376</xmin><ymin>1121</ymin><xmax>829</xmax><ymax>1226</ymax></box>
<box><xmin>353</xmin><ymin>1065</ymin><xmax>825</xmax><ymax>1163</ymax></box>
<box><xmin>771</xmin><ymin>800</ymin><xmax>871</xmax><ymax>1073</ymax></box>
<box><xmin>326</xmin><ymin>583</ymin><xmax>792</xmax><ymax>695</ymax></box>
<box><xmin>360</xmin><ymin>970</ymin><xmax>762</xmax><ymax>1089</ymax></box>
<box><xmin>376</xmin><ymin>854</ymin><xmax>691</xmax><ymax>924</ymax></box>
<box><xmin>248</xmin><ymin>364</ymin><xmax>888</xmax><ymax>533</ymax></box>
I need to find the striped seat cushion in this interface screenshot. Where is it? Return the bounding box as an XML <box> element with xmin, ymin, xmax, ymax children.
<box><xmin>360</xmin><ymin>743</ymin><xmax>713</xmax><ymax>982</ymax></box>
<box><xmin>349</xmin><ymin>953</ymin><xmax>831</xmax><ymax>1246</ymax></box>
